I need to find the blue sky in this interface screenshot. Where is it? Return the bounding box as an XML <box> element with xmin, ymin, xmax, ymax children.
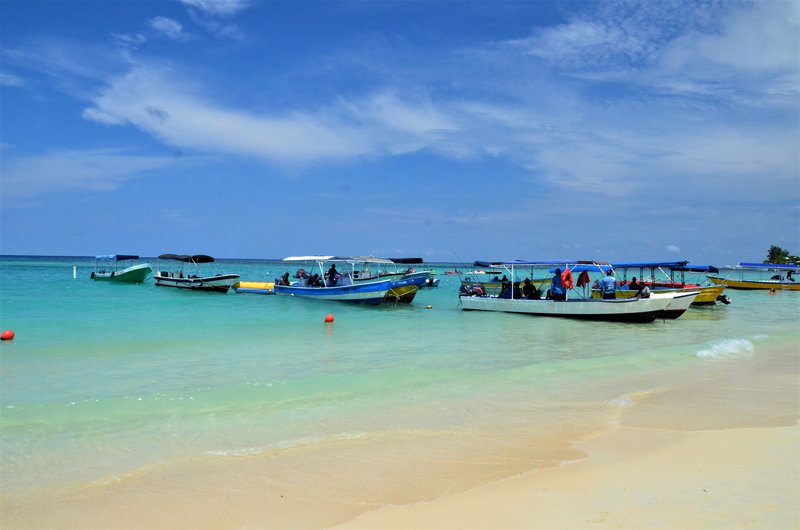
<box><xmin>1</xmin><ymin>0</ymin><xmax>798</xmax><ymax>265</ymax></box>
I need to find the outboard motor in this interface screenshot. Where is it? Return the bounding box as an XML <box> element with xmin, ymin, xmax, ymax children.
<box><xmin>716</xmin><ymin>294</ymin><xmax>732</xmax><ymax>305</ymax></box>
<box><xmin>459</xmin><ymin>284</ymin><xmax>485</xmax><ymax>297</ymax></box>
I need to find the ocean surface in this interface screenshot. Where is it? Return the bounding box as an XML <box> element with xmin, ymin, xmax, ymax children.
<box><xmin>1</xmin><ymin>255</ymin><xmax>799</xmax><ymax>497</ymax></box>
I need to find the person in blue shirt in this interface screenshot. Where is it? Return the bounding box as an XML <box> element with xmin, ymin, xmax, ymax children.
<box><xmin>599</xmin><ymin>269</ymin><xmax>618</xmax><ymax>299</ymax></box>
<box><xmin>551</xmin><ymin>268</ymin><xmax>566</xmax><ymax>300</ymax></box>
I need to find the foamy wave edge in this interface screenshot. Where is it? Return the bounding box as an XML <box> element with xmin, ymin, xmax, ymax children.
<box><xmin>696</xmin><ymin>338</ymin><xmax>754</xmax><ymax>359</ymax></box>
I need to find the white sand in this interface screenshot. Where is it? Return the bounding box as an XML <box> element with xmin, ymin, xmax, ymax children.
<box><xmin>335</xmin><ymin>425</ymin><xmax>800</xmax><ymax>530</ymax></box>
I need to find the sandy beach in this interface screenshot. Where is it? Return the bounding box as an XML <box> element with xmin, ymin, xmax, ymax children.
<box><xmin>3</xmin><ymin>338</ymin><xmax>797</xmax><ymax>530</ymax></box>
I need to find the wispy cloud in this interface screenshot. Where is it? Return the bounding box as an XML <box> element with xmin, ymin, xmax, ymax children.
<box><xmin>180</xmin><ymin>0</ymin><xmax>250</xmax><ymax>17</ymax></box>
<box><xmin>0</xmin><ymin>149</ymin><xmax>182</xmax><ymax>199</ymax></box>
<box><xmin>147</xmin><ymin>17</ymin><xmax>189</xmax><ymax>41</ymax></box>
<box><xmin>0</xmin><ymin>72</ymin><xmax>25</xmax><ymax>87</ymax></box>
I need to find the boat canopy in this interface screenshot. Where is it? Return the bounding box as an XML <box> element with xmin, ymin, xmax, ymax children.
<box><xmin>673</xmin><ymin>264</ymin><xmax>719</xmax><ymax>273</ymax></box>
<box><xmin>738</xmin><ymin>262</ymin><xmax>798</xmax><ymax>270</ymax></box>
<box><xmin>96</xmin><ymin>254</ymin><xmax>139</xmax><ymax>261</ymax></box>
<box><xmin>550</xmin><ymin>264</ymin><xmax>612</xmax><ymax>273</ymax></box>
<box><xmin>158</xmin><ymin>254</ymin><xmax>216</xmax><ymax>263</ymax></box>
<box><xmin>283</xmin><ymin>255</ymin><xmax>336</xmax><ymax>262</ymax></box>
<box><xmin>473</xmin><ymin>260</ymin><xmax>584</xmax><ymax>267</ymax></box>
<box><xmin>611</xmin><ymin>261</ymin><xmax>689</xmax><ymax>269</ymax></box>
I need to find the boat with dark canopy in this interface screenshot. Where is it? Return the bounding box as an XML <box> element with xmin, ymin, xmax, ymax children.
<box><xmin>154</xmin><ymin>254</ymin><xmax>239</xmax><ymax>293</ymax></box>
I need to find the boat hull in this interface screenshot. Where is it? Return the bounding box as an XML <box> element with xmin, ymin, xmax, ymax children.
<box><xmin>708</xmin><ymin>276</ymin><xmax>800</xmax><ymax>291</ymax></box>
<box><xmin>273</xmin><ymin>278</ymin><xmax>393</xmax><ymax>304</ymax></box>
<box><xmin>92</xmin><ymin>263</ymin><xmax>152</xmax><ymax>283</ymax></box>
<box><xmin>154</xmin><ymin>273</ymin><xmax>240</xmax><ymax>293</ymax></box>
<box><xmin>591</xmin><ymin>285</ymin><xmax>724</xmax><ymax>305</ymax></box>
<box><xmin>385</xmin><ymin>278</ymin><xmax>421</xmax><ymax>304</ymax></box>
<box><xmin>459</xmin><ymin>294</ymin><xmax>684</xmax><ymax>323</ymax></box>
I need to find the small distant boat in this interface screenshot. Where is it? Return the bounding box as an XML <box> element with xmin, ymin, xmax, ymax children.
<box><xmin>233</xmin><ymin>281</ymin><xmax>275</xmax><ymax>295</ymax></box>
<box><xmin>154</xmin><ymin>254</ymin><xmax>239</xmax><ymax>293</ymax></box>
<box><xmin>709</xmin><ymin>262</ymin><xmax>799</xmax><ymax>291</ymax></box>
<box><xmin>273</xmin><ymin>256</ymin><xmax>394</xmax><ymax>304</ymax></box>
<box><xmin>90</xmin><ymin>255</ymin><xmax>151</xmax><ymax>283</ymax></box>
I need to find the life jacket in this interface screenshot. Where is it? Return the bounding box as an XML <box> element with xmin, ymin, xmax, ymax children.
<box><xmin>561</xmin><ymin>268</ymin><xmax>574</xmax><ymax>290</ymax></box>
<box><xmin>576</xmin><ymin>270</ymin><xmax>591</xmax><ymax>288</ymax></box>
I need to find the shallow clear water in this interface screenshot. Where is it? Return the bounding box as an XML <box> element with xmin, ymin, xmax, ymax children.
<box><xmin>1</xmin><ymin>256</ymin><xmax>798</xmax><ymax>493</ymax></box>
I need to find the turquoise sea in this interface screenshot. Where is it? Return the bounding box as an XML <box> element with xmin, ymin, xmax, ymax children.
<box><xmin>1</xmin><ymin>255</ymin><xmax>799</xmax><ymax>498</ymax></box>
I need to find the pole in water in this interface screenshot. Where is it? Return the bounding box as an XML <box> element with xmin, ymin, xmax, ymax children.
<box><xmin>73</xmin><ymin>266</ymin><xmax>77</xmax><ymax>279</ymax></box>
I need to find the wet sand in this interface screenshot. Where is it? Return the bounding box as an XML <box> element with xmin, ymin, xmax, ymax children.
<box><xmin>2</xmin><ymin>342</ymin><xmax>798</xmax><ymax>530</ymax></box>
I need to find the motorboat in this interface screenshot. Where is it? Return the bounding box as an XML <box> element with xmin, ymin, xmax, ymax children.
<box><xmin>154</xmin><ymin>254</ymin><xmax>239</xmax><ymax>293</ymax></box>
<box><xmin>459</xmin><ymin>260</ymin><xmax>696</xmax><ymax>323</ymax></box>
<box><xmin>90</xmin><ymin>255</ymin><xmax>152</xmax><ymax>283</ymax></box>
<box><xmin>273</xmin><ymin>256</ymin><xmax>395</xmax><ymax>304</ymax></box>
<box><xmin>709</xmin><ymin>262</ymin><xmax>799</xmax><ymax>291</ymax></box>
<box><xmin>594</xmin><ymin>261</ymin><xmax>729</xmax><ymax>306</ymax></box>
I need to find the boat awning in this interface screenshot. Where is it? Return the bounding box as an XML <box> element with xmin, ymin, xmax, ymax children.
<box><xmin>388</xmin><ymin>258</ymin><xmax>423</xmax><ymax>264</ymax></box>
<box><xmin>158</xmin><ymin>254</ymin><xmax>215</xmax><ymax>263</ymax></box>
<box><xmin>611</xmin><ymin>261</ymin><xmax>688</xmax><ymax>269</ymax></box>
<box><xmin>550</xmin><ymin>264</ymin><xmax>612</xmax><ymax>273</ymax></box>
<box><xmin>673</xmin><ymin>264</ymin><xmax>719</xmax><ymax>273</ymax></box>
<box><xmin>738</xmin><ymin>262</ymin><xmax>798</xmax><ymax>270</ymax></box>
<box><xmin>349</xmin><ymin>256</ymin><xmax>396</xmax><ymax>264</ymax></box>
<box><xmin>96</xmin><ymin>254</ymin><xmax>139</xmax><ymax>260</ymax></box>
<box><xmin>473</xmin><ymin>260</ymin><xmax>584</xmax><ymax>267</ymax></box>
<box><xmin>283</xmin><ymin>256</ymin><xmax>336</xmax><ymax>262</ymax></box>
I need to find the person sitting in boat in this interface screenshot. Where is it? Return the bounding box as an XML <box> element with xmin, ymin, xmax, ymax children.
<box><xmin>628</xmin><ymin>277</ymin><xmax>640</xmax><ymax>291</ymax></box>
<box><xmin>499</xmin><ymin>278</ymin><xmax>512</xmax><ymax>299</ymax></box>
<box><xmin>599</xmin><ymin>269</ymin><xmax>618</xmax><ymax>299</ymax></box>
<box><xmin>327</xmin><ymin>264</ymin><xmax>339</xmax><ymax>286</ymax></box>
<box><xmin>788</xmin><ymin>270</ymin><xmax>794</xmax><ymax>282</ymax></box>
<box><xmin>279</xmin><ymin>272</ymin><xmax>290</xmax><ymax>286</ymax></box>
<box><xmin>551</xmin><ymin>269</ymin><xmax>566</xmax><ymax>300</ymax></box>
<box><xmin>512</xmin><ymin>282</ymin><xmax>522</xmax><ymax>299</ymax></box>
<box><xmin>522</xmin><ymin>278</ymin><xmax>541</xmax><ymax>299</ymax></box>
<box><xmin>635</xmin><ymin>282</ymin><xmax>651</xmax><ymax>298</ymax></box>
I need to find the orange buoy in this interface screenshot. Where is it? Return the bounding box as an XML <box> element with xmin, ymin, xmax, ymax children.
<box><xmin>1</xmin><ymin>330</ymin><xmax>14</xmax><ymax>341</ymax></box>
<box><xmin>324</xmin><ymin>314</ymin><xmax>335</xmax><ymax>323</ymax></box>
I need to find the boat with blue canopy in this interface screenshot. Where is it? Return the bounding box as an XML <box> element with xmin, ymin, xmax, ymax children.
<box><xmin>90</xmin><ymin>255</ymin><xmax>152</xmax><ymax>283</ymax></box>
<box><xmin>708</xmin><ymin>262</ymin><xmax>799</xmax><ymax>291</ymax></box>
<box><xmin>459</xmin><ymin>260</ymin><xmax>696</xmax><ymax>322</ymax></box>
<box><xmin>594</xmin><ymin>261</ymin><xmax>728</xmax><ymax>306</ymax></box>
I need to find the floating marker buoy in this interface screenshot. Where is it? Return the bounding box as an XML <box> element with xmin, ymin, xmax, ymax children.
<box><xmin>426</xmin><ymin>305</ymin><xmax>432</xmax><ymax>309</ymax></box>
<box><xmin>324</xmin><ymin>314</ymin><xmax>335</xmax><ymax>323</ymax></box>
<box><xmin>1</xmin><ymin>330</ymin><xmax>14</xmax><ymax>341</ymax></box>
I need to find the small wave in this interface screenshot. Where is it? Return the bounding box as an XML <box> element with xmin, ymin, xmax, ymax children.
<box><xmin>205</xmin><ymin>447</ymin><xmax>265</xmax><ymax>457</ymax></box>
<box><xmin>696</xmin><ymin>338</ymin><xmax>754</xmax><ymax>359</ymax></box>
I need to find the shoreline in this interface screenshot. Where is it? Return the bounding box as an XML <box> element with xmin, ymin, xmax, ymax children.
<box><xmin>2</xmin><ymin>341</ymin><xmax>798</xmax><ymax>529</ymax></box>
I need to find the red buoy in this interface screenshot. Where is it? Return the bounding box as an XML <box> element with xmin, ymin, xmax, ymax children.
<box><xmin>1</xmin><ymin>330</ymin><xmax>14</xmax><ymax>341</ymax></box>
<box><xmin>324</xmin><ymin>314</ymin><xmax>334</xmax><ymax>323</ymax></box>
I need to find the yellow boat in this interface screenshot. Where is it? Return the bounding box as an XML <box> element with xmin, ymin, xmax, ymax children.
<box><xmin>708</xmin><ymin>276</ymin><xmax>800</xmax><ymax>291</ymax></box>
<box><xmin>708</xmin><ymin>262</ymin><xmax>799</xmax><ymax>291</ymax></box>
<box><xmin>591</xmin><ymin>284</ymin><xmax>726</xmax><ymax>304</ymax></box>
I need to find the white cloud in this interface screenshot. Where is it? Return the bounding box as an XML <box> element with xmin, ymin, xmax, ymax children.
<box><xmin>666</xmin><ymin>244</ymin><xmax>681</xmax><ymax>254</ymax></box>
<box><xmin>0</xmin><ymin>149</ymin><xmax>180</xmax><ymax>199</ymax></box>
<box><xmin>0</xmin><ymin>72</ymin><xmax>25</xmax><ymax>87</ymax></box>
<box><xmin>180</xmin><ymin>0</ymin><xmax>249</xmax><ymax>17</ymax></box>
<box><xmin>80</xmin><ymin>65</ymin><xmax>465</xmax><ymax>164</ymax></box>
<box><xmin>148</xmin><ymin>17</ymin><xmax>189</xmax><ymax>41</ymax></box>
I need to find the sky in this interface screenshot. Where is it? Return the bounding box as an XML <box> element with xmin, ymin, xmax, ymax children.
<box><xmin>1</xmin><ymin>0</ymin><xmax>798</xmax><ymax>265</ymax></box>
